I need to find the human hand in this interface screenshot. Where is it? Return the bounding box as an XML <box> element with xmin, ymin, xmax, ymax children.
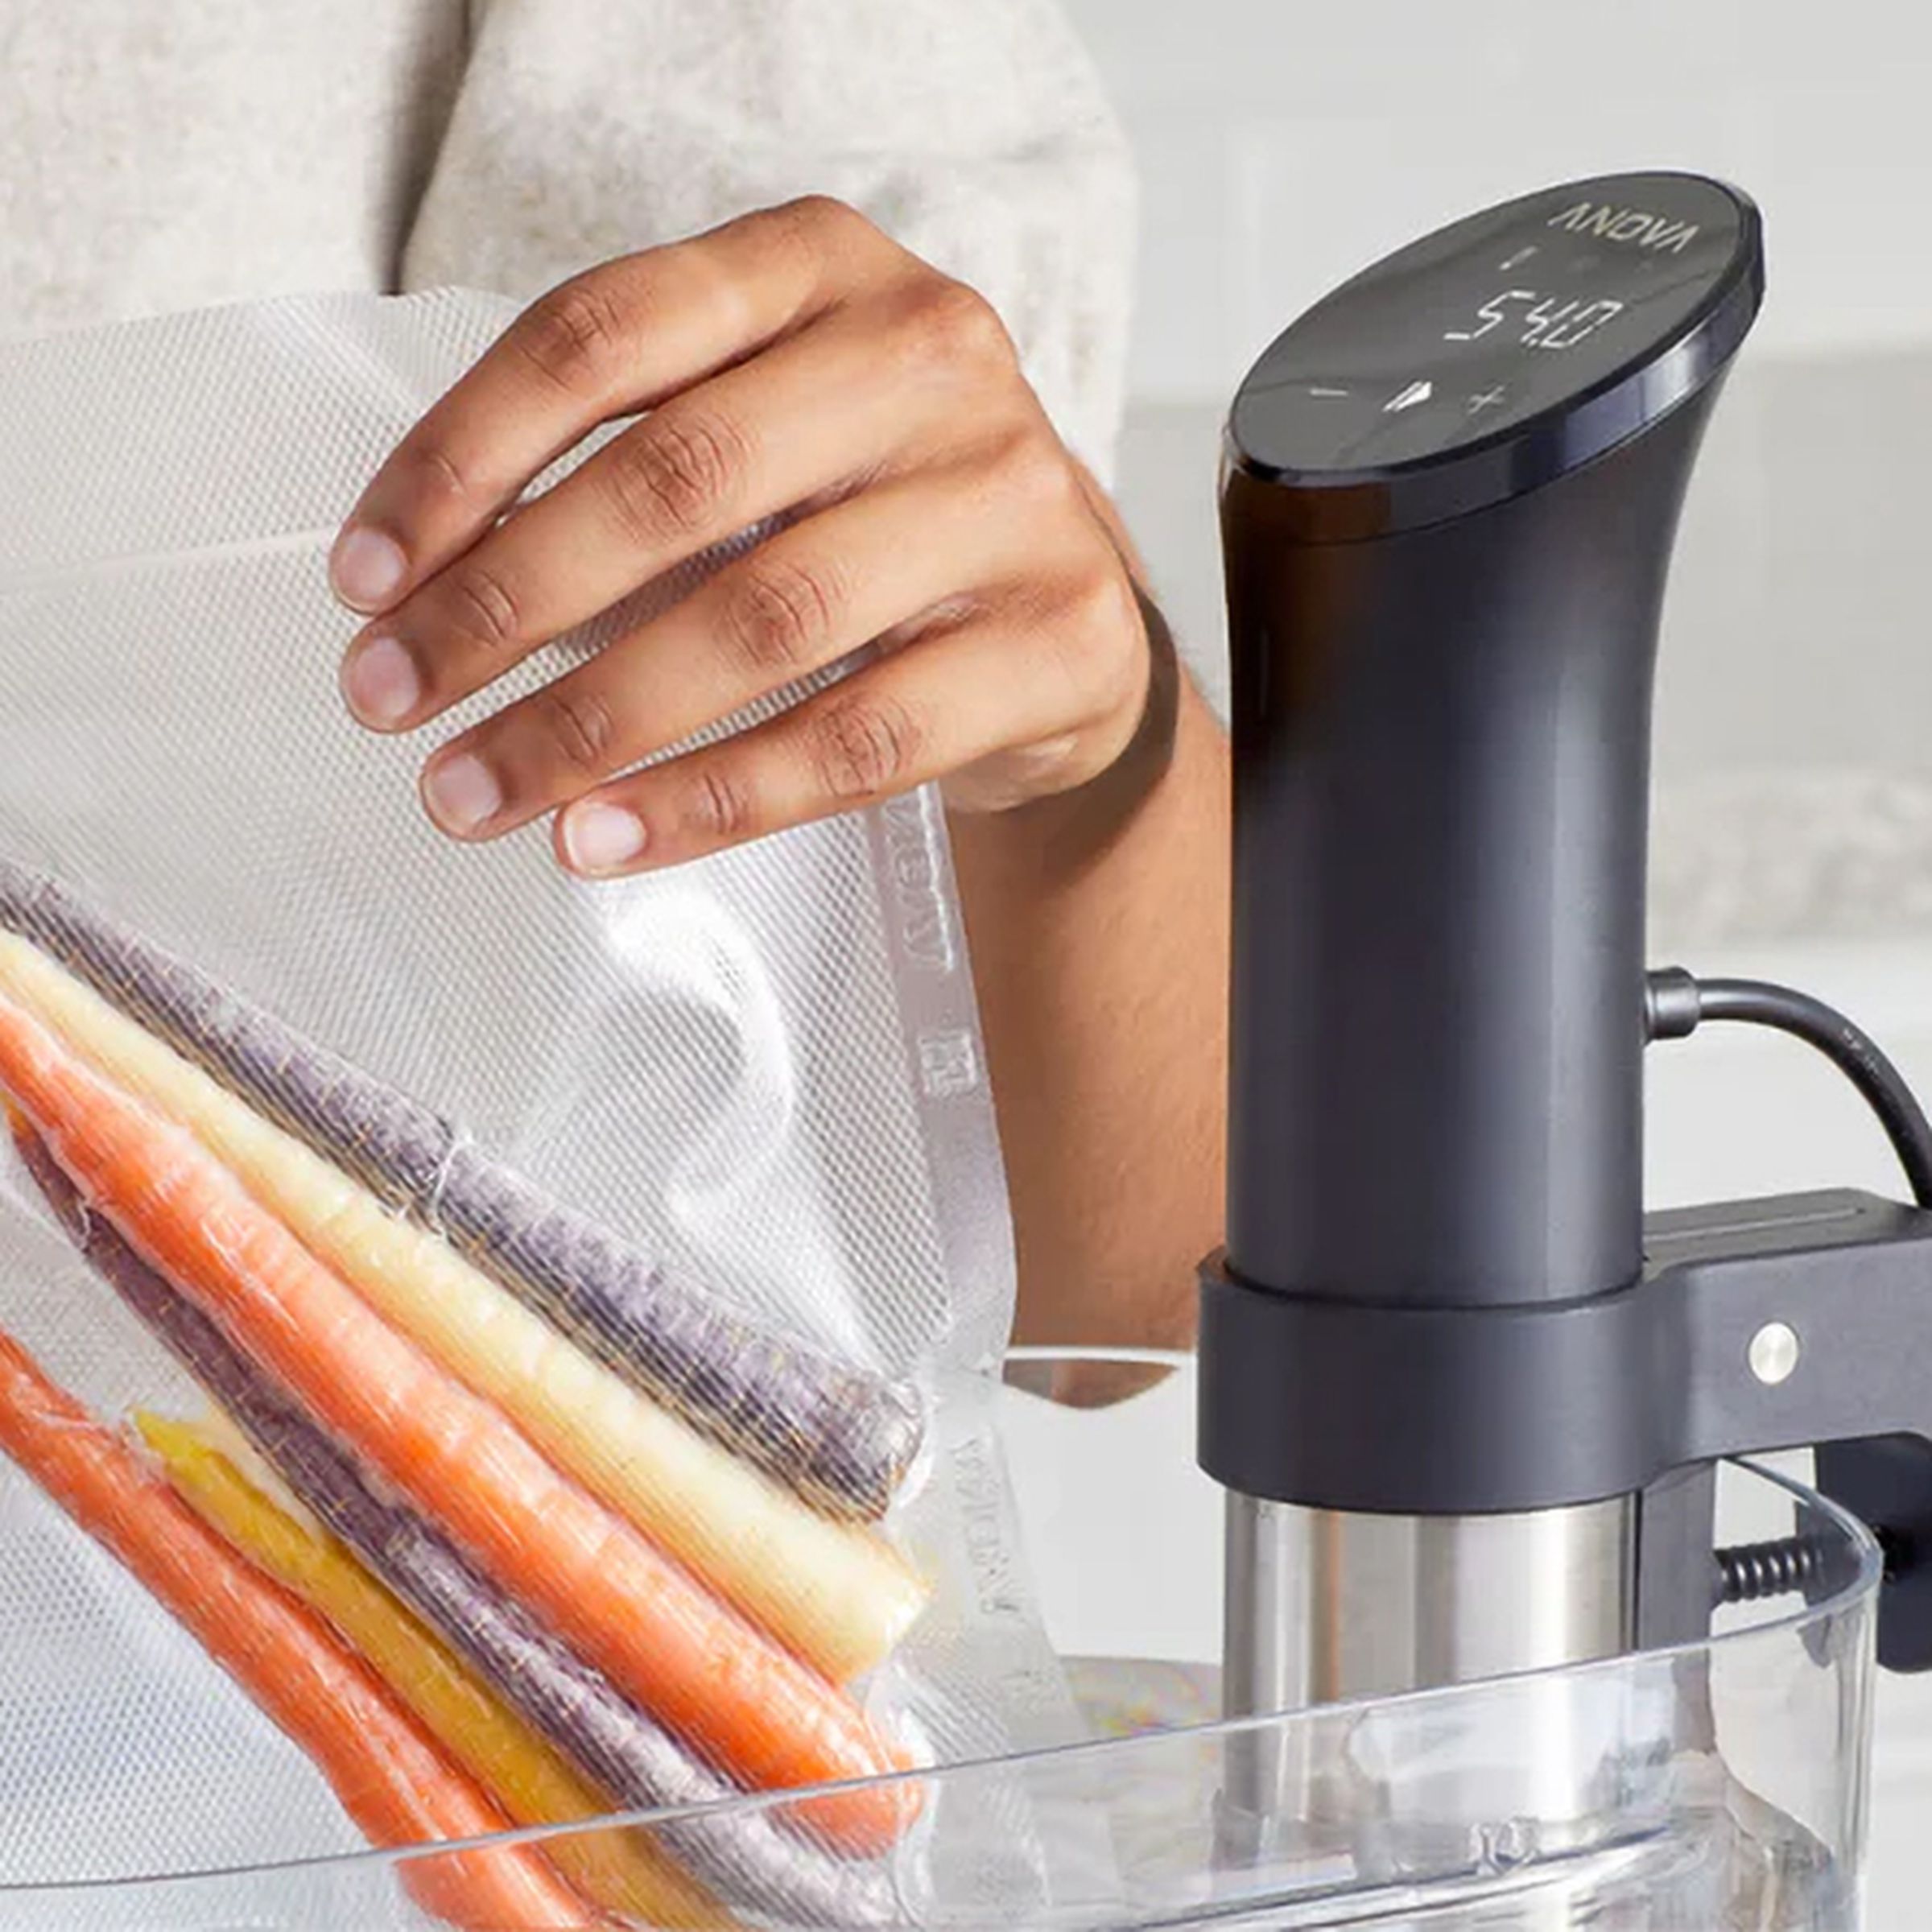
<box><xmin>330</xmin><ymin>196</ymin><xmax>1161</xmax><ymax>877</ymax></box>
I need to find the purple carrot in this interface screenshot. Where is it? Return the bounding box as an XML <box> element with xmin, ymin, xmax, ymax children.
<box><xmin>0</xmin><ymin>857</ymin><xmax>922</xmax><ymax>1520</ymax></box>
<box><xmin>10</xmin><ymin>1120</ymin><xmax>905</xmax><ymax>1929</ymax></box>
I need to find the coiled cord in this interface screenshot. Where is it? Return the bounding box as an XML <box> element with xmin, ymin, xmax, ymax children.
<box><xmin>1713</xmin><ymin>1533</ymin><xmax>1839</xmax><ymax>1606</ymax></box>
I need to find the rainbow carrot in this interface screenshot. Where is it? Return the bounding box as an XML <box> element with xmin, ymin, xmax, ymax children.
<box><xmin>0</xmin><ymin>857</ymin><xmax>921</xmax><ymax>1518</ymax></box>
<box><xmin>137</xmin><ymin>1413</ymin><xmax>728</xmax><ymax>1931</ymax></box>
<box><xmin>0</xmin><ymin>1327</ymin><xmax>595</xmax><ymax>1931</ymax></box>
<box><xmin>0</xmin><ymin>930</ymin><xmax>927</xmax><ymax>1682</ymax></box>
<box><xmin>0</xmin><ymin>990</ymin><xmax>916</xmax><ymax>1856</ymax></box>
<box><xmin>189</xmin><ymin>1397</ymin><xmax>324</xmax><ymax>1531</ymax></box>
<box><xmin>10</xmin><ymin>1118</ymin><xmax>901</xmax><ymax>1929</ymax></box>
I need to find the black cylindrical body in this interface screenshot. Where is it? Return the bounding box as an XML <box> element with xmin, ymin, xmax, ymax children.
<box><xmin>1224</xmin><ymin>388</ymin><xmax>1718</xmax><ymax>1308</ymax></box>
<box><xmin>1201</xmin><ymin>171</ymin><xmax>1763</xmax><ymax>1513</ymax></box>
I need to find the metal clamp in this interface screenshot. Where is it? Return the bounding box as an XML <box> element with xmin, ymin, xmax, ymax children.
<box><xmin>1199</xmin><ymin>1188</ymin><xmax>1932</xmax><ymax>1668</ymax></box>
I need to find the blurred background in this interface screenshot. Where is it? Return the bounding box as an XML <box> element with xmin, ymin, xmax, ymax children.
<box><xmin>1055</xmin><ymin>8</ymin><xmax>1932</xmax><ymax>1917</ymax></box>
<box><xmin>1067</xmin><ymin>0</ymin><xmax>1932</xmax><ymax>954</ymax></box>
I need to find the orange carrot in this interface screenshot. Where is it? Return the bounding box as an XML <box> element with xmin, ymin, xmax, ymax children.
<box><xmin>0</xmin><ymin>1325</ymin><xmax>597</xmax><ymax>1931</ymax></box>
<box><xmin>0</xmin><ymin>993</ymin><xmax>915</xmax><ymax>1855</ymax></box>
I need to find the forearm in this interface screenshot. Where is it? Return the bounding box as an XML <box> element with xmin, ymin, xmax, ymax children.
<box><xmin>949</xmin><ymin>595</ymin><xmax>1230</xmax><ymax>1351</ymax></box>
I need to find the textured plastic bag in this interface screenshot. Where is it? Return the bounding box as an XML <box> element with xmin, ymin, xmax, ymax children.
<box><xmin>0</xmin><ymin>292</ymin><xmax>1084</xmax><ymax>1926</ymax></box>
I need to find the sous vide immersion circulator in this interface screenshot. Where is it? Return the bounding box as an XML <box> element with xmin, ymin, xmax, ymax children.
<box><xmin>1205</xmin><ymin>171</ymin><xmax>1762</xmax><ymax>1710</ymax></box>
<box><xmin>1198</xmin><ymin>177</ymin><xmax>1769</xmax><ymax>1855</ymax></box>
<box><xmin>1195</xmin><ymin>171</ymin><xmax>1932</xmax><ymax>1863</ymax></box>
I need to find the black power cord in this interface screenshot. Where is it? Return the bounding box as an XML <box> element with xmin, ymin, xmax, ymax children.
<box><xmin>1645</xmin><ymin>968</ymin><xmax>1932</xmax><ymax>1212</ymax></box>
<box><xmin>1648</xmin><ymin>967</ymin><xmax>1932</xmax><ymax>1605</ymax></box>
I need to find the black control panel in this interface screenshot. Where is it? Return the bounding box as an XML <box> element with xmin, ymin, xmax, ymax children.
<box><xmin>1230</xmin><ymin>171</ymin><xmax>1756</xmax><ymax>485</ymax></box>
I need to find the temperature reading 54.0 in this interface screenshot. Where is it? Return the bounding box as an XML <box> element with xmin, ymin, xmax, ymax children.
<box><xmin>1443</xmin><ymin>289</ymin><xmax>1626</xmax><ymax>352</ymax></box>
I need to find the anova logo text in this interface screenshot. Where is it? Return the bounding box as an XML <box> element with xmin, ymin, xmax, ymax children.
<box><xmin>1545</xmin><ymin>202</ymin><xmax>1700</xmax><ymax>253</ymax></box>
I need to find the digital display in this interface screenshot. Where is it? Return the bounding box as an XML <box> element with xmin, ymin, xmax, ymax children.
<box><xmin>1230</xmin><ymin>173</ymin><xmax>1748</xmax><ymax>478</ymax></box>
<box><xmin>1441</xmin><ymin>290</ymin><xmax>1625</xmax><ymax>352</ymax></box>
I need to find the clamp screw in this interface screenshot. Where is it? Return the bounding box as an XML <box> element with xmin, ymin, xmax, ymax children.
<box><xmin>1748</xmin><ymin>1321</ymin><xmax>1802</xmax><ymax>1387</ymax></box>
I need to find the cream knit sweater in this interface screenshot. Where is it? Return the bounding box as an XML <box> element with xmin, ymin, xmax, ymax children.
<box><xmin>0</xmin><ymin>0</ymin><xmax>1137</xmax><ymax>477</ymax></box>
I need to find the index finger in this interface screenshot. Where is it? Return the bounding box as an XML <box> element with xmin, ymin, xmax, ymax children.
<box><xmin>328</xmin><ymin>197</ymin><xmax>885</xmax><ymax>614</ymax></box>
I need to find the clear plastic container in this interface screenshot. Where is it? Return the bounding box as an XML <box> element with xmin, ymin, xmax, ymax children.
<box><xmin>0</xmin><ymin>1352</ymin><xmax>1881</xmax><ymax>1928</ymax></box>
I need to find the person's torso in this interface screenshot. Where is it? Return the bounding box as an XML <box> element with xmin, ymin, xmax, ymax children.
<box><xmin>0</xmin><ymin>1</ymin><xmax>467</xmax><ymax>339</ymax></box>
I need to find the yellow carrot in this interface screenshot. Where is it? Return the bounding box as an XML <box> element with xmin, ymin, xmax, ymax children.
<box><xmin>188</xmin><ymin>1398</ymin><xmax>325</xmax><ymax>1534</ymax></box>
<box><xmin>137</xmin><ymin>1411</ymin><xmax>729</xmax><ymax>1932</ymax></box>
<box><xmin>0</xmin><ymin>931</ymin><xmax>926</xmax><ymax>1682</ymax></box>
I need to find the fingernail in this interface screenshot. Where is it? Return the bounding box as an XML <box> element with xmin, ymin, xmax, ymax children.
<box><xmin>342</xmin><ymin>635</ymin><xmax>422</xmax><ymax>729</ymax></box>
<box><xmin>564</xmin><ymin>801</ymin><xmax>649</xmax><ymax>873</ymax></box>
<box><xmin>330</xmin><ymin>526</ymin><xmax>408</xmax><ymax>610</ymax></box>
<box><xmin>423</xmin><ymin>753</ymin><xmax>504</xmax><ymax>836</ymax></box>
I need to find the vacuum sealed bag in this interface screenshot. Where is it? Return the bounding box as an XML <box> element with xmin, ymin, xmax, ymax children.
<box><xmin>0</xmin><ymin>292</ymin><xmax>1079</xmax><ymax>1927</ymax></box>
